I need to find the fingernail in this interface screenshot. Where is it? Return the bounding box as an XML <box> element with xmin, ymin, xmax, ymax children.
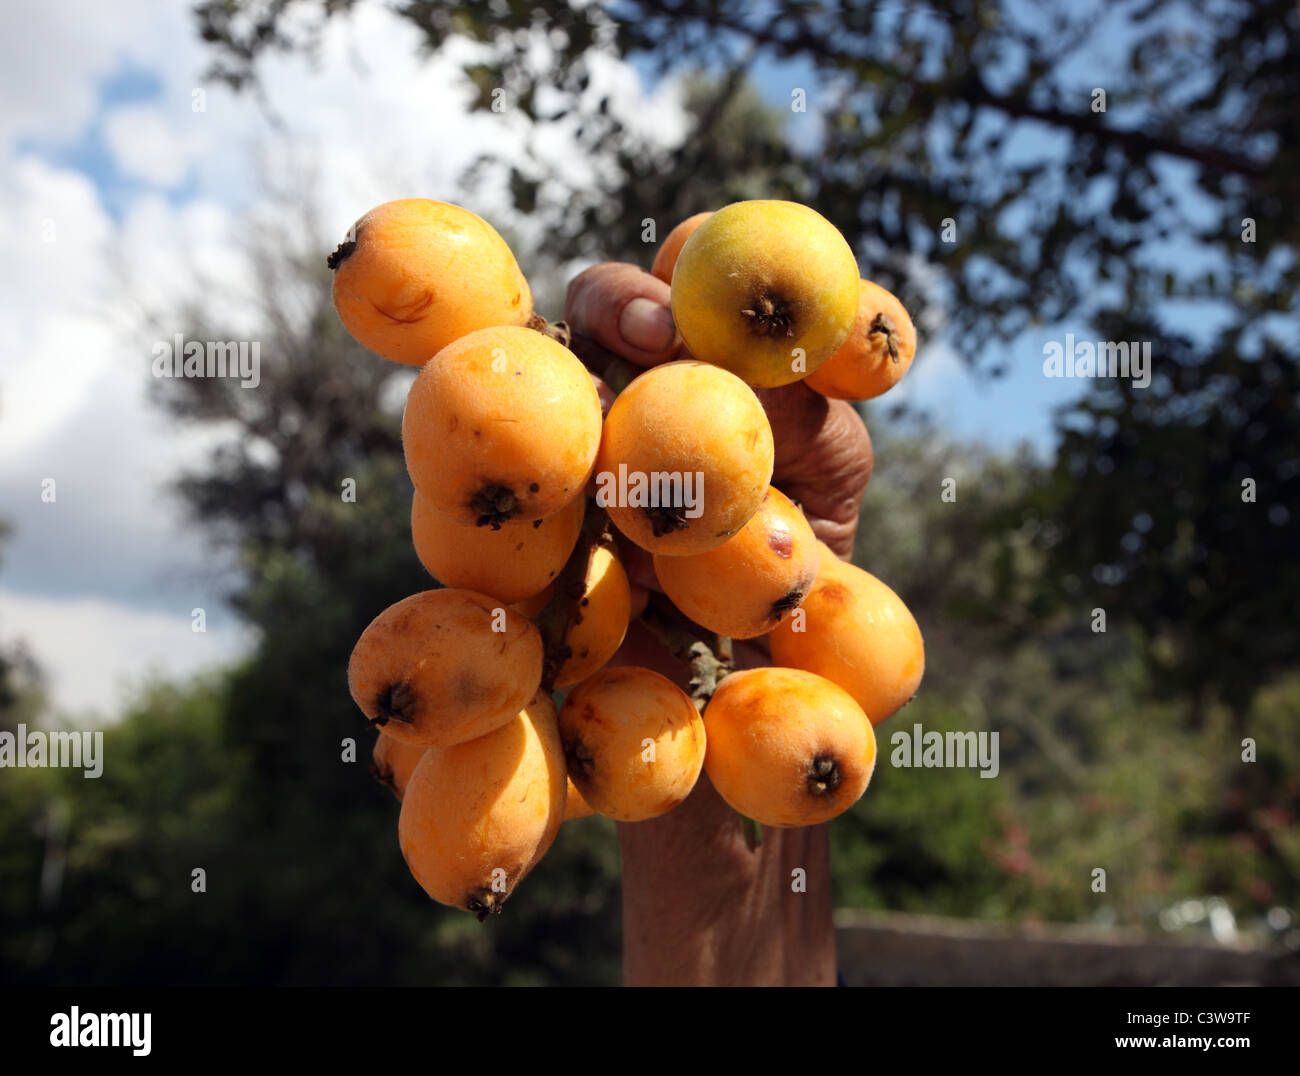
<box><xmin>619</xmin><ymin>298</ymin><xmax>675</xmax><ymax>353</ymax></box>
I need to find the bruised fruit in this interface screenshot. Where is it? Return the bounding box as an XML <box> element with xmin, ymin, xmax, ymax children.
<box><xmin>803</xmin><ymin>279</ymin><xmax>917</xmax><ymax>401</ymax></box>
<box><xmin>653</xmin><ymin>486</ymin><xmax>819</xmax><ymax>638</ymax></box>
<box><xmin>702</xmin><ymin>667</ymin><xmax>876</xmax><ymax>827</ymax></box>
<box><xmin>372</xmin><ymin>732</ymin><xmax>427</xmax><ymax>801</ymax></box>
<box><xmin>402</xmin><ymin>326</ymin><xmax>602</xmax><ymax>527</ymax></box>
<box><xmin>559</xmin><ymin>666</ymin><xmax>706</xmax><ymax>822</ymax></box>
<box><xmin>564</xmin><ymin>776</ymin><xmax>597</xmax><ymax>821</ymax></box>
<box><xmin>650</xmin><ymin>211</ymin><xmax>712</xmax><ymax>283</ymax></box>
<box><xmin>670</xmin><ymin>200</ymin><xmax>860</xmax><ymax>388</ymax></box>
<box><xmin>399</xmin><ymin>691</ymin><xmax>566</xmax><ymax>918</ymax></box>
<box><xmin>768</xmin><ymin>543</ymin><xmax>924</xmax><ymax>725</ymax></box>
<box><xmin>594</xmin><ymin>360</ymin><xmax>774</xmax><ymax>556</ymax></box>
<box><xmin>329</xmin><ymin>199</ymin><xmax>532</xmax><ymax>366</ymax></box>
<box><xmin>411</xmin><ymin>488</ymin><xmax>584</xmax><ymax>603</ymax></box>
<box><xmin>347</xmin><ymin>589</ymin><xmax>542</xmax><ymax>747</ymax></box>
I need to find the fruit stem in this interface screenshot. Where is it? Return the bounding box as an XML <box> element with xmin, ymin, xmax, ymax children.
<box><xmin>637</xmin><ymin>595</ymin><xmax>735</xmax><ymax>713</ymax></box>
<box><xmin>741</xmin><ymin>815</ymin><xmax>763</xmax><ymax>851</ymax></box>
<box><xmin>526</xmin><ymin>312</ymin><xmax>573</xmax><ymax>348</ymax></box>
<box><xmin>868</xmin><ymin>312</ymin><xmax>901</xmax><ymax>362</ymax></box>
<box><xmin>535</xmin><ymin>502</ymin><xmax>611</xmax><ymax>692</ymax></box>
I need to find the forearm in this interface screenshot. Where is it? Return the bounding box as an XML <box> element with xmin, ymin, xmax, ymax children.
<box><xmin>606</xmin><ymin>619</ymin><xmax>837</xmax><ymax>986</ymax></box>
<box><xmin>617</xmin><ymin>775</ymin><xmax>836</xmax><ymax>986</ymax></box>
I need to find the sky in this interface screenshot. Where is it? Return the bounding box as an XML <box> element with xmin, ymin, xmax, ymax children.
<box><xmin>0</xmin><ymin>0</ymin><xmax>1091</xmax><ymax>719</ymax></box>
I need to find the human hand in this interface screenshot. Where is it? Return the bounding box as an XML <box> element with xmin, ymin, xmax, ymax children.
<box><xmin>563</xmin><ymin>261</ymin><xmax>874</xmax><ymax>986</ymax></box>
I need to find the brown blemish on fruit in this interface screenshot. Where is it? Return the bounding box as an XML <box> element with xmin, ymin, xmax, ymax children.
<box><xmin>577</xmin><ymin>703</ymin><xmax>610</xmax><ymax>729</ymax></box>
<box><xmin>454</xmin><ymin>672</ymin><xmax>484</xmax><ymax>706</ymax></box>
<box><xmin>817</xmin><ymin>581</ymin><xmax>854</xmax><ymax>606</ymax></box>
<box><xmin>767</xmin><ymin>525</ymin><xmax>793</xmax><ymax>559</ymax></box>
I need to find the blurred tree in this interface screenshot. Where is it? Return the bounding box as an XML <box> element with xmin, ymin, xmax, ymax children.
<box><xmin>1021</xmin><ymin>319</ymin><xmax>1300</xmax><ymax>721</ymax></box>
<box><xmin>0</xmin><ymin>521</ymin><xmax>43</xmax><ymax>731</ymax></box>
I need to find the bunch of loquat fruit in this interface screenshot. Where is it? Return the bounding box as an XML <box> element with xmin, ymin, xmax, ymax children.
<box><xmin>335</xmin><ymin>198</ymin><xmax>924</xmax><ymax>920</ymax></box>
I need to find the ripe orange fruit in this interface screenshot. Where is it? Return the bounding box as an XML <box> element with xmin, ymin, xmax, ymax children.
<box><xmin>803</xmin><ymin>279</ymin><xmax>917</xmax><ymax>400</ymax></box>
<box><xmin>768</xmin><ymin>543</ymin><xmax>924</xmax><ymax>725</ymax></box>
<box><xmin>371</xmin><ymin>732</ymin><xmax>427</xmax><ymax>801</ymax></box>
<box><xmin>555</xmin><ymin>544</ymin><xmax>632</xmax><ymax>687</ymax></box>
<box><xmin>402</xmin><ymin>326</ymin><xmax>602</xmax><ymax>527</ymax></box>
<box><xmin>559</xmin><ymin>667</ymin><xmax>706</xmax><ymax>822</ymax></box>
<box><xmin>670</xmin><ymin>200</ymin><xmax>860</xmax><ymax>388</ymax></box>
<box><xmin>563</xmin><ymin>777</ymin><xmax>597</xmax><ymax>821</ymax></box>
<box><xmin>702</xmin><ymin>667</ymin><xmax>876</xmax><ymax>827</ymax></box>
<box><xmin>508</xmin><ymin>543</ymin><xmax>631</xmax><ymax>687</ymax></box>
<box><xmin>399</xmin><ymin>691</ymin><xmax>566</xmax><ymax>918</ymax></box>
<box><xmin>594</xmin><ymin>360</ymin><xmax>774</xmax><ymax>555</ymax></box>
<box><xmin>410</xmin><ymin>489</ymin><xmax>584</xmax><ymax>603</ymax></box>
<box><xmin>653</xmin><ymin>486</ymin><xmax>820</xmax><ymax>638</ymax></box>
<box><xmin>329</xmin><ymin>199</ymin><xmax>532</xmax><ymax>366</ymax></box>
<box><xmin>650</xmin><ymin>211</ymin><xmax>712</xmax><ymax>283</ymax></box>
<box><xmin>347</xmin><ymin>589</ymin><xmax>542</xmax><ymax>747</ymax></box>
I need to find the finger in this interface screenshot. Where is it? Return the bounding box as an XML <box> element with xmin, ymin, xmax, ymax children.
<box><xmin>564</xmin><ymin>262</ymin><xmax>682</xmax><ymax>366</ymax></box>
<box><xmin>753</xmin><ymin>384</ymin><xmax>873</xmax><ymax>559</ymax></box>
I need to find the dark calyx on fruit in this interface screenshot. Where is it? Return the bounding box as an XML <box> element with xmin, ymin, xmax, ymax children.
<box><xmin>868</xmin><ymin>312</ymin><xmax>902</xmax><ymax>362</ymax></box>
<box><xmin>806</xmin><ymin>754</ymin><xmax>842</xmax><ymax>797</ymax></box>
<box><xmin>466</xmin><ymin>889</ymin><xmax>504</xmax><ymax>923</ymax></box>
<box><xmin>770</xmin><ymin>588</ymin><xmax>805</xmax><ymax>618</ymax></box>
<box><xmin>372</xmin><ymin>680</ymin><xmax>417</xmax><ymax>727</ymax></box>
<box><xmin>471</xmin><ymin>484</ymin><xmax>519</xmax><ymax>529</ymax></box>
<box><xmin>565</xmin><ymin>737</ymin><xmax>595</xmax><ymax>781</ymax></box>
<box><xmin>326</xmin><ymin>226</ymin><xmax>360</xmax><ymax>270</ymax></box>
<box><xmin>741</xmin><ymin>293</ymin><xmax>795</xmax><ymax>338</ymax></box>
<box><xmin>644</xmin><ymin>503</ymin><xmax>690</xmax><ymax>536</ymax></box>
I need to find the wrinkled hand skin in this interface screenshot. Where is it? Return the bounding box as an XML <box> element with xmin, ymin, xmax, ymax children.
<box><xmin>565</xmin><ymin>262</ymin><xmax>873</xmax><ymax>987</ymax></box>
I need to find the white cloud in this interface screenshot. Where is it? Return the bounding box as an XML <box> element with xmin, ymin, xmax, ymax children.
<box><xmin>103</xmin><ymin>104</ymin><xmax>193</xmax><ymax>188</ymax></box>
<box><xmin>0</xmin><ymin>0</ymin><xmax>167</xmax><ymax>147</ymax></box>
<box><xmin>0</xmin><ymin>590</ymin><xmax>255</xmax><ymax>719</ymax></box>
<box><xmin>0</xmin><ymin>155</ymin><xmax>116</xmax><ymax>456</ymax></box>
